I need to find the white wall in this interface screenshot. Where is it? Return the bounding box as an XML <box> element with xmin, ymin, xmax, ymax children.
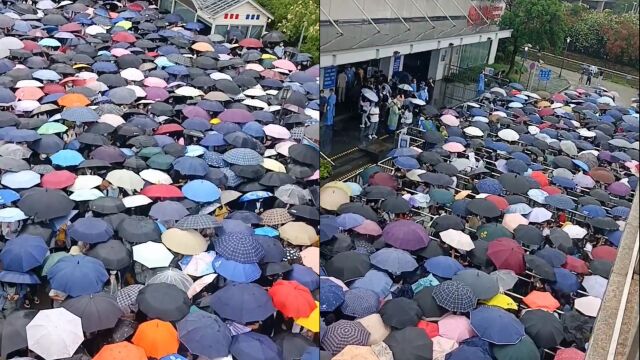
<box><xmin>320</xmin><ymin>0</ymin><xmax>466</xmax><ymax>21</ymax></box>
<box><xmin>212</xmin><ymin>2</ymin><xmax>269</xmax><ymax>26</ymax></box>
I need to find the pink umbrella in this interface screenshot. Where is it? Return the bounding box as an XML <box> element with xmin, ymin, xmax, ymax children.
<box><xmin>440</xmin><ymin>114</ymin><xmax>459</xmax><ymax>126</ymax></box>
<box><xmin>143</xmin><ymin>77</ymin><xmax>168</xmax><ymax>88</ymax></box>
<box><xmin>438</xmin><ymin>314</ymin><xmax>476</xmax><ymax>342</ymax></box>
<box><xmin>432</xmin><ymin>336</ymin><xmax>458</xmax><ymax>359</ymax></box>
<box><xmin>353</xmin><ymin>220</ymin><xmax>383</xmax><ymax>236</ymax></box>
<box><xmin>442</xmin><ymin>142</ymin><xmax>465</xmax><ymax>153</ymax></box>
<box><xmin>187</xmin><ymin>273</ymin><xmax>218</xmax><ymax>298</ymax></box>
<box><xmin>554</xmin><ymin>347</ymin><xmax>585</xmax><ymax>360</ymax></box>
<box><xmin>218</xmin><ymin>109</ymin><xmax>254</xmax><ymax>123</ymax></box>
<box><xmin>110</xmin><ymin>48</ymin><xmax>131</xmax><ymax>57</ymax></box>
<box><xmin>502</xmin><ymin>213</ymin><xmax>529</xmax><ymax>232</ymax></box>
<box><xmin>145</xmin><ymin>87</ymin><xmax>170</xmax><ymax>101</ymax></box>
<box><xmin>181</xmin><ymin>252</ymin><xmax>215</xmax><ymax>276</ymax></box>
<box><xmin>441</xmin><ymin>109</ymin><xmax>459</xmax><ymax>117</ymax></box>
<box><xmin>305</xmin><ymin>170</ymin><xmax>319</xmax><ymax>181</ymax></box>
<box><xmin>275</xmin><ymin>141</ymin><xmax>297</xmax><ymax>156</ymax></box>
<box><xmin>263</xmin><ymin>124</ymin><xmax>291</xmax><ymax>139</ymax></box>
<box><xmin>300</xmin><ymin>247</ymin><xmax>319</xmax><ymax>274</ymax></box>
<box><xmin>182</xmin><ymin>105</ymin><xmax>209</xmax><ymax>119</ymax></box>
<box><xmin>273</xmin><ymin>59</ymin><xmax>297</xmax><ymax>72</ymax></box>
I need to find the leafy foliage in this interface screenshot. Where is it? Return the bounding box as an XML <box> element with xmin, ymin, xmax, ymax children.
<box><xmin>257</xmin><ymin>0</ymin><xmax>319</xmax><ymax>62</ymax></box>
<box><xmin>320</xmin><ymin>159</ymin><xmax>332</xmax><ymax>180</ymax></box>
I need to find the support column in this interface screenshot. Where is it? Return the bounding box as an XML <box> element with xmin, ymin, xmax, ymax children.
<box><xmin>487</xmin><ymin>37</ymin><xmax>499</xmax><ymax>65</ymax></box>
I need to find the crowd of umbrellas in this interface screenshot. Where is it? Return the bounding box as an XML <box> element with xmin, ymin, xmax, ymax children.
<box><xmin>317</xmin><ymin>81</ymin><xmax>638</xmax><ymax>359</ymax></box>
<box><xmin>0</xmin><ymin>1</ymin><xmax>323</xmax><ymax>360</ymax></box>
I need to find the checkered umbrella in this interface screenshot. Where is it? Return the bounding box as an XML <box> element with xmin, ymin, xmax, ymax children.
<box><xmin>116</xmin><ymin>284</ymin><xmax>144</xmax><ymax>313</ymax></box>
<box><xmin>260</xmin><ymin>208</ymin><xmax>294</xmax><ymax>226</ymax></box>
<box><xmin>321</xmin><ymin>320</ymin><xmax>370</xmax><ymax>355</ymax></box>
<box><xmin>60</xmin><ymin>107</ymin><xmax>99</xmax><ymax>123</ymax></box>
<box><xmin>222</xmin><ymin>148</ymin><xmax>263</xmax><ymax>166</ymax></box>
<box><xmin>432</xmin><ymin>280</ymin><xmax>478</xmax><ymax>312</ymax></box>
<box><xmin>340</xmin><ymin>288</ymin><xmax>380</xmax><ymax>318</ymax></box>
<box><xmin>214</xmin><ymin>232</ymin><xmax>265</xmax><ymax>264</ymax></box>
<box><xmin>175</xmin><ymin>214</ymin><xmax>220</xmax><ymax>230</ymax></box>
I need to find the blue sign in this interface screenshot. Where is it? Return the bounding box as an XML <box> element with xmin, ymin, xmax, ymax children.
<box><xmin>539</xmin><ymin>68</ymin><xmax>552</xmax><ymax>81</ymax></box>
<box><xmin>393</xmin><ymin>56</ymin><xmax>402</xmax><ymax>72</ymax></box>
<box><xmin>322</xmin><ymin>66</ymin><xmax>337</xmax><ymax>89</ymax></box>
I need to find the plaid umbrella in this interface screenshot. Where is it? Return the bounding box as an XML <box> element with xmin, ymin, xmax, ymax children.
<box><xmin>214</xmin><ymin>232</ymin><xmax>265</xmax><ymax>264</ymax></box>
<box><xmin>321</xmin><ymin>320</ymin><xmax>370</xmax><ymax>355</ymax></box>
<box><xmin>260</xmin><ymin>208</ymin><xmax>294</xmax><ymax>226</ymax></box>
<box><xmin>340</xmin><ymin>288</ymin><xmax>380</xmax><ymax>318</ymax></box>
<box><xmin>60</xmin><ymin>107</ymin><xmax>99</xmax><ymax>123</ymax></box>
<box><xmin>432</xmin><ymin>280</ymin><xmax>477</xmax><ymax>312</ymax></box>
<box><xmin>222</xmin><ymin>148</ymin><xmax>263</xmax><ymax>166</ymax></box>
<box><xmin>116</xmin><ymin>284</ymin><xmax>144</xmax><ymax>313</ymax></box>
<box><xmin>175</xmin><ymin>214</ymin><xmax>220</xmax><ymax>230</ymax></box>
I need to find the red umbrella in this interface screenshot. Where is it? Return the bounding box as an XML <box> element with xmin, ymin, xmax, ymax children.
<box><xmin>21</xmin><ymin>40</ymin><xmax>41</xmax><ymax>52</ymax></box>
<box><xmin>140</xmin><ymin>184</ymin><xmax>184</xmax><ymax>199</ymax></box>
<box><xmin>43</xmin><ymin>83</ymin><xmax>66</xmax><ymax>94</ymax></box>
<box><xmin>112</xmin><ymin>32</ymin><xmax>136</xmax><ymax>43</ymax></box>
<box><xmin>591</xmin><ymin>246</ymin><xmax>617</xmax><ymax>262</ymax></box>
<box><xmin>485</xmin><ymin>195</ymin><xmax>509</xmax><ymax>211</ymax></box>
<box><xmin>417</xmin><ymin>320</ymin><xmax>439</xmax><ymax>339</ymax></box>
<box><xmin>154</xmin><ymin>124</ymin><xmax>184</xmax><ymax>135</ymax></box>
<box><xmin>551</xmin><ymin>93</ymin><xmax>568</xmax><ymax>103</ymax></box>
<box><xmin>59</xmin><ymin>23</ymin><xmax>82</xmax><ymax>32</ymax></box>
<box><xmin>487</xmin><ymin>238</ymin><xmax>525</xmax><ymax>274</ymax></box>
<box><xmin>268</xmin><ymin>280</ymin><xmax>315</xmax><ymax>318</ymax></box>
<box><xmin>238</xmin><ymin>38</ymin><xmax>263</xmax><ymax>48</ymax></box>
<box><xmin>542</xmin><ymin>186</ymin><xmax>562</xmax><ymax>195</ymax></box>
<box><xmin>562</xmin><ymin>256</ymin><xmax>589</xmax><ymax>274</ymax></box>
<box><xmin>41</xmin><ymin>170</ymin><xmax>77</xmax><ymax>189</ymax></box>
<box><xmin>537</xmin><ymin>108</ymin><xmax>554</xmax><ymax>117</ymax></box>
<box><xmin>368</xmin><ymin>172</ymin><xmax>398</xmax><ymax>189</ymax></box>
<box><xmin>554</xmin><ymin>347</ymin><xmax>585</xmax><ymax>360</ymax></box>
<box><xmin>529</xmin><ymin>171</ymin><xmax>549</xmax><ymax>187</ymax></box>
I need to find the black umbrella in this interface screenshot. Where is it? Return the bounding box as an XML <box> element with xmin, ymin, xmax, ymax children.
<box><xmin>288</xmin><ymin>144</ymin><xmax>319</xmax><ymax>168</ymax></box>
<box><xmin>87</xmin><ymin>240</ymin><xmax>132</xmax><ymax>270</ymax></box>
<box><xmin>418</xmin><ymin>151</ymin><xmax>443</xmax><ymax>165</ymax></box>
<box><xmin>505</xmin><ymin>195</ymin><xmax>527</xmax><ymax>205</ymax></box>
<box><xmin>273</xmin><ymin>333</ymin><xmax>314</xmax><ymax>360</ymax></box>
<box><xmin>548</xmin><ymin>228</ymin><xmax>575</xmax><ymax>254</ymax></box>
<box><xmin>361</xmin><ymin>185</ymin><xmax>396</xmax><ymax>200</ymax></box>
<box><xmin>288</xmin><ymin>205</ymin><xmax>319</xmax><ymax>221</ymax></box>
<box><xmin>89</xmin><ymin>197</ymin><xmax>126</xmax><ymax>214</ymax></box>
<box><xmin>452</xmin><ymin>269</ymin><xmax>500</xmax><ymax>300</ymax></box>
<box><xmin>259</xmin><ymin>172</ymin><xmax>296</xmax><ymax>187</ymax></box>
<box><xmin>552</xmin><ymin>155</ymin><xmax>575</xmax><ymax>170</ymax></box>
<box><xmin>384</xmin><ymin>327</ymin><xmax>434</xmax><ymax>360</ymax></box>
<box><xmin>590</xmin><ymin>260</ymin><xmax>613</xmax><ymax>279</ymax></box>
<box><xmin>61</xmin><ymin>293</ymin><xmax>124</xmax><ymax>333</ymax></box>
<box><xmin>513</xmin><ymin>225</ymin><xmax>544</xmax><ymax>247</ymax></box>
<box><xmin>324</xmin><ymin>251</ymin><xmax>371</xmax><ymax>282</ymax></box>
<box><xmin>562</xmin><ymin>310</ymin><xmax>594</xmax><ymax>349</ymax></box>
<box><xmin>520</xmin><ymin>309</ymin><xmax>565</xmax><ymax>349</ymax></box>
<box><xmin>589</xmin><ymin>189</ymin><xmax>610</xmax><ymax>203</ymax></box>
<box><xmin>336</xmin><ymin>203</ymin><xmax>378</xmax><ymax>222</ymax></box>
<box><xmin>419</xmin><ymin>172</ymin><xmax>453</xmax><ymax>186</ymax></box>
<box><xmin>431</xmin><ymin>215</ymin><xmax>465</xmax><ymax>233</ymax></box>
<box><xmin>381</xmin><ymin>196</ymin><xmax>412</xmax><ymax>214</ymax></box>
<box><xmin>17</xmin><ymin>189</ymin><xmax>74</xmax><ymax>221</ymax></box>
<box><xmin>412</xmin><ymin>287</ymin><xmax>447</xmax><ymax>318</ymax></box>
<box><xmin>498</xmin><ymin>173</ymin><xmax>531</xmax><ymax>194</ymax></box>
<box><xmin>415</xmin><ymin>240</ymin><xmax>447</xmax><ymax>259</ymax></box>
<box><xmin>468</xmin><ymin>240</ymin><xmax>493</xmax><ymax>268</ymax></box>
<box><xmin>524</xmin><ymin>254</ymin><xmax>556</xmax><ymax>281</ymax></box>
<box><xmin>434</xmin><ymin>162</ymin><xmax>458</xmax><ymax>176</ymax></box>
<box><xmin>117</xmin><ymin>217</ymin><xmax>162</xmax><ymax>243</ymax></box>
<box><xmin>230</xmin><ymin>164</ymin><xmax>266</xmax><ymax>179</ymax></box>
<box><xmin>1</xmin><ymin>310</ymin><xmax>37</xmax><ymax>358</ymax></box>
<box><xmin>379</xmin><ymin>298</ymin><xmax>422</xmax><ymax>329</ymax></box>
<box><xmin>262</xmin><ymin>30</ymin><xmax>286</xmax><ymax>43</ymax></box>
<box><xmin>588</xmin><ymin>217</ymin><xmax>619</xmax><ymax>231</ymax></box>
<box><xmin>137</xmin><ymin>283</ymin><xmax>190</xmax><ymax>322</ymax></box>
<box><xmin>467</xmin><ymin>198</ymin><xmax>501</xmax><ymax>218</ymax></box>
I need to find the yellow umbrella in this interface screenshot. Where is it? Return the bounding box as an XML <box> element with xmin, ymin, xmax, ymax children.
<box><xmin>72</xmin><ymin>64</ymin><xmax>91</xmax><ymax>69</ymax></box>
<box><xmin>191</xmin><ymin>42</ymin><xmax>214</xmax><ymax>52</ymax></box>
<box><xmin>210</xmin><ymin>118</ymin><xmax>221</xmax><ymax>125</ymax></box>
<box><xmin>262</xmin><ymin>158</ymin><xmax>286</xmax><ymax>173</ymax></box>
<box><xmin>161</xmin><ymin>228</ymin><xmax>208</xmax><ymax>255</ymax></box>
<box><xmin>279</xmin><ymin>222</ymin><xmax>317</xmax><ymax>246</ymax></box>
<box><xmin>481</xmin><ymin>293</ymin><xmax>518</xmax><ymax>310</ymax></box>
<box><xmin>322</xmin><ymin>181</ymin><xmax>352</xmax><ymax>196</ymax></box>
<box><xmin>294</xmin><ymin>301</ymin><xmax>319</xmax><ymax>332</ymax></box>
<box><xmin>454</xmin><ymin>190</ymin><xmax>472</xmax><ymax>200</ymax></box>
<box><xmin>115</xmin><ymin>21</ymin><xmax>132</xmax><ymax>29</ymax></box>
<box><xmin>319</xmin><ymin>187</ymin><xmax>349</xmax><ymax>211</ymax></box>
<box><xmin>261</xmin><ymin>54</ymin><xmax>277</xmax><ymax>60</ymax></box>
<box><xmin>537</xmin><ymin>100</ymin><xmax>551</xmax><ymax>108</ymax></box>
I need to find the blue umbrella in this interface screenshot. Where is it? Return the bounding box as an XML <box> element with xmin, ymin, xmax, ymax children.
<box><xmin>172</xmin><ymin>157</ymin><xmax>208</xmax><ymax>176</ymax></box>
<box><xmin>212</xmin><ymin>256</ymin><xmax>261</xmax><ymax>283</ymax></box>
<box><xmin>351</xmin><ymin>269</ymin><xmax>392</xmax><ymax>299</ymax></box>
<box><xmin>320</xmin><ymin>215</ymin><xmax>339</xmax><ymax>242</ymax></box>
<box><xmin>336</xmin><ymin>213</ymin><xmax>365</xmax><ymax>229</ymax></box>
<box><xmin>254</xmin><ymin>226</ymin><xmax>279</xmax><ymax>237</ymax></box>
<box><xmin>214</xmin><ymin>232</ymin><xmax>264</xmax><ymax>264</ymax></box>
<box><xmin>446</xmin><ymin>345</ymin><xmax>493</xmax><ymax>360</ymax></box>
<box><xmin>485</xmin><ymin>140</ymin><xmax>512</xmax><ymax>153</ymax></box>
<box><xmin>505</xmin><ymin>203</ymin><xmax>532</xmax><ymax>214</ymax></box>
<box><xmin>182</xmin><ymin>179</ymin><xmax>221</xmax><ymax>203</ymax></box>
<box><xmin>239</xmin><ymin>191</ymin><xmax>273</xmax><ymax>202</ymax></box>
<box><xmin>579</xmin><ymin>204</ymin><xmax>607</xmax><ymax>218</ymax></box>
<box><xmin>370</xmin><ymin>248</ymin><xmax>418</xmax><ymax>275</ymax></box>
<box><xmin>0</xmin><ymin>235</ymin><xmax>48</xmax><ymax>272</ymax></box>
<box><xmin>242</xmin><ymin>122</ymin><xmax>265</xmax><ymax>138</ymax></box>
<box><xmin>469</xmin><ymin>306</ymin><xmax>525</xmax><ymax>345</ymax></box>
<box><xmin>393</xmin><ymin>156</ymin><xmax>420</xmax><ymax>170</ymax></box>
<box><xmin>68</xmin><ymin>217</ymin><xmax>113</xmax><ymax>244</ymax></box>
<box><xmin>230</xmin><ymin>332</ymin><xmax>281</xmax><ymax>360</ymax></box>
<box><xmin>534</xmin><ymin>247</ymin><xmax>566</xmax><ymax>267</ymax></box>
<box><xmin>30</xmin><ymin>134</ymin><xmax>65</xmax><ymax>154</ymax></box>
<box><xmin>552</xmin><ymin>176</ymin><xmax>577</xmax><ymax>189</ymax></box>
<box><xmin>609</xmin><ymin>206</ymin><xmax>631</xmax><ymax>219</ymax></box>
<box><xmin>607</xmin><ymin>230</ymin><xmax>623</xmax><ymax>247</ymax></box>
<box><xmin>50</xmin><ymin>149</ymin><xmax>84</xmax><ymax>167</ymax></box>
<box><xmin>177</xmin><ymin>311</ymin><xmax>232</xmax><ymax>359</ymax></box>
<box><xmin>511</xmin><ymin>152</ymin><xmax>532</xmax><ymax>164</ymax></box>
<box><xmin>550</xmin><ymin>268</ymin><xmax>580</xmax><ymax>294</ymax></box>
<box><xmin>47</xmin><ymin>255</ymin><xmax>108</xmax><ymax>297</ymax></box>
<box><xmin>424</xmin><ymin>256</ymin><xmax>464</xmax><ymax>278</ymax></box>
<box><xmin>0</xmin><ymin>189</ymin><xmax>20</xmax><ymax>205</ymax></box>
<box><xmin>0</xmin><ymin>270</ymin><xmax>40</xmax><ymax>284</ymax></box>
<box><xmin>340</xmin><ymin>288</ymin><xmax>380</xmax><ymax>318</ymax></box>
<box><xmin>545</xmin><ymin>194</ymin><xmax>576</xmax><ymax>210</ymax></box>
<box><xmin>60</xmin><ymin>107</ymin><xmax>99</xmax><ymax>123</ymax></box>
<box><xmin>475</xmin><ymin>178</ymin><xmax>504</xmax><ymax>195</ymax></box>
<box><xmin>223</xmin><ymin>148</ymin><xmax>263</xmax><ymax>166</ymax></box>
<box><xmin>4</xmin><ymin>129</ymin><xmax>40</xmax><ymax>142</ymax></box>
<box><xmin>319</xmin><ymin>278</ymin><xmax>345</xmax><ymax>312</ymax></box>
<box><xmin>255</xmin><ymin>235</ymin><xmax>284</xmax><ymax>263</ymax></box>
<box><xmin>451</xmin><ymin>199</ymin><xmax>471</xmax><ymax>217</ymax></box>
<box><xmin>287</xmin><ymin>264</ymin><xmax>320</xmax><ymax>291</ymax></box>
<box><xmin>572</xmin><ymin>159</ymin><xmax>590</xmax><ymax>172</ymax></box>
<box><xmin>92</xmin><ymin>61</ymin><xmax>118</xmax><ymax>73</ymax></box>
<box><xmin>200</xmin><ymin>132</ymin><xmax>227</xmax><ymax>147</ymax></box>
<box><xmin>388</xmin><ymin>148</ymin><xmax>420</xmax><ymax>158</ymax></box>
<box><xmin>209</xmin><ymin>282</ymin><xmax>275</xmax><ymax>324</ymax></box>
<box><xmin>203</xmin><ymin>151</ymin><xmax>228</xmax><ymax>167</ymax></box>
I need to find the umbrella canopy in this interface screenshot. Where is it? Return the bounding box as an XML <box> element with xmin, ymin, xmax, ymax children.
<box><xmin>26</xmin><ymin>308</ymin><xmax>84</xmax><ymax>360</ymax></box>
<box><xmin>470</xmin><ymin>306</ymin><xmax>525</xmax><ymax>345</ymax></box>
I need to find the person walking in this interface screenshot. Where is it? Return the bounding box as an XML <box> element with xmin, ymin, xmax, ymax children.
<box><xmin>427</xmin><ymin>78</ymin><xmax>435</xmax><ymax>105</ymax></box>
<box><xmin>579</xmin><ymin>65</ymin><xmax>586</xmax><ymax>85</ymax></box>
<box><xmin>387</xmin><ymin>97</ymin><xmax>400</xmax><ymax>133</ymax></box>
<box><xmin>321</xmin><ymin>88</ymin><xmax>336</xmax><ymax>154</ymax></box>
<box><xmin>337</xmin><ymin>71</ymin><xmax>347</xmax><ymax>103</ymax></box>
<box><xmin>359</xmin><ymin>97</ymin><xmax>371</xmax><ymax>129</ymax></box>
<box><xmin>368</xmin><ymin>103</ymin><xmax>380</xmax><ymax>139</ymax></box>
<box><xmin>585</xmin><ymin>69</ymin><xmax>592</xmax><ymax>86</ymax></box>
<box><xmin>597</xmin><ymin>69</ymin><xmax>604</xmax><ymax>86</ymax></box>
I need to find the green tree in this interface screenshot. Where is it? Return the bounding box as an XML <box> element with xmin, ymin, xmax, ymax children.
<box><xmin>500</xmin><ymin>0</ymin><xmax>567</xmax><ymax>76</ymax></box>
<box><xmin>257</xmin><ymin>0</ymin><xmax>319</xmax><ymax>62</ymax></box>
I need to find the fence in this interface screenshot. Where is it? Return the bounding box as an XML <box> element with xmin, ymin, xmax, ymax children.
<box><xmin>536</xmin><ymin>52</ymin><xmax>640</xmax><ymax>87</ymax></box>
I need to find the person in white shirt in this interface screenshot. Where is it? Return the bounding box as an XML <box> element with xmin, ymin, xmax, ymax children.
<box><xmin>400</xmin><ymin>107</ymin><xmax>413</xmax><ymax>127</ymax></box>
<box><xmin>360</xmin><ymin>99</ymin><xmax>371</xmax><ymax>128</ymax></box>
<box><xmin>368</xmin><ymin>104</ymin><xmax>380</xmax><ymax>139</ymax></box>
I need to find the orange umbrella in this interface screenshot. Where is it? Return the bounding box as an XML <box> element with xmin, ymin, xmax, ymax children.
<box><xmin>58</xmin><ymin>93</ymin><xmax>90</xmax><ymax>107</ymax></box>
<box><xmin>522</xmin><ymin>291</ymin><xmax>560</xmax><ymax>312</ymax></box>
<box><xmin>529</xmin><ymin>171</ymin><xmax>549</xmax><ymax>187</ymax></box>
<box><xmin>15</xmin><ymin>87</ymin><xmax>44</xmax><ymax>100</ymax></box>
<box><xmin>191</xmin><ymin>42</ymin><xmax>214</xmax><ymax>52</ymax></box>
<box><xmin>268</xmin><ymin>280</ymin><xmax>316</xmax><ymax>318</ymax></box>
<box><xmin>94</xmin><ymin>342</ymin><xmax>147</xmax><ymax>360</ymax></box>
<box><xmin>131</xmin><ymin>320</ymin><xmax>179</xmax><ymax>359</ymax></box>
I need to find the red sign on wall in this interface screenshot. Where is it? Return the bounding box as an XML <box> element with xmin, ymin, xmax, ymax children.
<box><xmin>468</xmin><ymin>1</ymin><xmax>505</xmax><ymax>25</ymax></box>
<box><xmin>223</xmin><ymin>13</ymin><xmax>240</xmax><ymax>20</ymax></box>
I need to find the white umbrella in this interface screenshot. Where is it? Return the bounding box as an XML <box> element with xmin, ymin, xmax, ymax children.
<box><xmin>180</xmin><ymin>251</ymin><xmax>216</xmax><ymax>277</ymax></box>
<box><xmin>0</xmin><ymin>207</ymin><xmax>28</xmax><ymax>222</ymax></box>
<box><xmin>1</xmin><ymin>170</ymin><xmax>40</xmax><ymax>189</ymax></box>
<box><xmin>361</xmin><ymin>88</ymin><xmax>379</xmax><ymax>102</ymax></box>
<box><xmin>439</xmin><ymin>229</ymin><xmax>474</xmax><ymax>251</ymax></box>
<box><xmin>497</xmin><ymin>129</ymin><xmax>519</xmax><ymax>142</ymax></box>
<box><xmin>521</xmin><ymin>91</ymin><xmax>541</xmax><ymax>99</ymax></box>
<box><xmin>187</xmin><ymin>273</ymin><xmax>218</xmax><ymax>298</ymax></box>
<box><xmin>527</xmin><ymin>208</ymin><xmax>552</xmax><ymax>223</ymax></box>
<box><xmin>68</xmin><ymin>175</ymin><xmax>103</xmax><ymax>191</ymax></box>
<box><xmin>398</xmin><ymin>84</ymin><xmax>413</xmax><ymax>91</ymax></box>
<box><xmin>450</xmin><ymin>158</ymin><xmax>471</xmax><ymax>171</ymax></box>
<box><xmin>463</xmin><ymin>126</ymin><xmax>483</xmax><ymax>137</ymax></box>
<box><xmin>597</xmin><ymin>96</ymin><xmax>615</xmax><ymax>106</ymax></box>
<box><xmin>133</xmin><ymin>241</ymin><xmax>174</xmax><ymax>269</ymax></box>
<box><xmin>490</xmin><ymin>87</ymin><xmax>506</xmax><ymax>96</ymax></box>
<box><xmin>508</xmin><ymin>102</ymin><xmax>523</xmax><ymax>108</ymax></box>
<box><xmin>99</xmin><ymin>114</ymin><xmax>125</xmax><ymax>127</ymax></box>
<box><xmin>465</xmin><ymin>102</ymin><xmax>481</xmax><ymax>108</ymax></box>
<box><xmin>85</xmin><ymin>25</ymin><xmax>106</xmax><ymax>35</ymax></box>
<box><xmin>146</xmin><ymin>268</ymin><xmax>194</xmax><ymax>293</ymax></box>
<box><xmin>122</xmin><ymin>195</ymin><xmax>153</xmax><ymax>208</ymax></box>
<box><xmin>0</xmin><ymin>37</ymin><xmax>24</xmax><ymax>50</ymax></box>
<box><xmin>551</xmin><ymin>102</ymin><xmax>563</xmax><ymax>109</ymax></box>
<box><xmin>126</xmin><ymin>85</ymin><xmax>146</xmax><ymax>97</ymax></box>
<box><xmin>210</xmin><ymin>72</ymin><xmax>233</xmax><ymax>81</ymax></box>
<box><xmin>502</xmin><ymin>213</ymin><xmax>529</xmax><ymax>232</ymax></box>
<box><xmin>26</xmin><ymin>308</ymin><xmax>84</xmax><ymax>360</ymax></box>
<box><xmin>15</xmin><ymin>80</ymin><xmax>43</xmax><ymax>88</ymax></box>
<box><xmin>140</xmin><ymin>169</ymin><xmax>173</xmax><ymax>185</ymax></box>
<box><xmin>528</xmin><ymin>125</ymin><xmax>540</xmax><ymax>135</ymax></box>
<box><xmin>472</xmin><ymin>116</ymin><xmax>488</xmax><ymax>123</ymax></box>
<box><xmin>408</xmin><ymin>98</ymin><xmax>425</xmax><ymax>106</ymax></box>
<box><xmin>574</xmin><ymin>296</ymin><xmax>601</xmax><ymax>317</ymax></box>
<box><xmin>243</xmin><ymin>88</ymin><xmax>266</xmax><ymax>97</ymax></box>
<box><xmin>174</xmin><ymin>86</ymin><xmax>204</xmax><ymax>97</ymax></box>
<box><xmin>582</xmin><ymin>275</ymin><xmax>608</xmax><ymax>299</ymax></box>
<box><xmin>106</xmin><ymin>169</ymin><xmax>144</xmax><ymax>191</ymax></box>
<box><xmin>490</xmin><ymin>269</ymin><xmax>518</xmax><ymax>291</ymax></box>
<box><xmin>70</xmin><ymin>189</ymin><xmax>105</xmax><ymax>202</ymax></box>
<box><xmin>577</xmin><ymin>128</ymin><xmax>595</xmax><ymax>138</ymax></box>
<box><xmin>492</xmin><ymin>111</ymin><xmax>508</xmax><ymax>118</ymax></box>
<box><xmin>120</xmin><ymin>68</ymin><xmax>145</xmax><ymax>81</ymax></box>
<box><xmin>562</xmin><ymin>224</ymin><xmax>588</xmax><ymax>239</ymax></box>
<box><xmin>242</xmin><ymin>98</ymin><xmax>268</xmax><ymax>109</ymax></box>
<box><xmin>406</xmin><ymin>169</ymin><xmax>426</xmax><ymax>182</ymax></box>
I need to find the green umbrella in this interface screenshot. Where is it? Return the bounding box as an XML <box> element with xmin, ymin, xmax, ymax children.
<box><xmin>138</xmin><ymin>147</ymin><xmax>164</xmax><ymax>158</ymax></box>
<box><xmin>429</xmin><ymin>188</ymin><xmax>454</xmax><ymax>205</ymax></box>
<box><xmin>359</xmin><ymin>166</ymin><xmax>382</xmax><ymax>183</ymax></box>
<box><xmin>477</xmin><ymin>223</ymin><xmax>513</xmax><ymax>241</ymax></box>
<box><xmin>492</xmin><ymin>335</ymin><xmax>539</xmax><ymax>360</ymax></box>
<box><xmin>41</xmin><ymin>251</ymin><xmax>70</xmax><ymax>276</ymax></box>
<box><xmin>146</xmin><ymin>154</ymin><xmax>174</xmax><ymax>170</ymax></box>
<box><xmin>261</xmin><ymin>59</ymin><xmax>275</xmax><ymax>69</ymax></box>
<box><xmin>37</xmin><ymin>122</ymin><xmax>67</xmax><ymax>135</ymax></box>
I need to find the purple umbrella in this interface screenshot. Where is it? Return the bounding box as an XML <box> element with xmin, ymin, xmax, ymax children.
<box><xmin>218</xmin><ymin>109</ymin><xmax>255</xmax><ymax>123</ymax></box>
<box><xmin>608</xmin><ymin>181</ymin><xmax>632</xmax><ymax>197</ymax></box>
<box><xmin>90</xmin><ymin>145</ymin><xmax>126</xmax><ymax>163</ymax></box>
<box><xmin>182</xmin><ymin>105</ymin><xmax>209</xmax><ymax>119</ymax></box>
<box><xmin>381</xmin><ymin>220</ymin><xmax>430</xmax><ymax>251</ymax></box>
<box><xmin>145</xmin><ymin>87</ymin><xmax>170</xmax><ymax>101</ymax></box>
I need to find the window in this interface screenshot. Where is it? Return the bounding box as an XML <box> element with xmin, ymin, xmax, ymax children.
<box><xmin>246</xmin><ymin>14</ymin><xmax>251</xmax><ymax>20</ymax></box>
<box><xmin>250</xmin><ymin>14</ymin><xmax>256</xmax><ymax>20</ymax></box>
<box><xmin>249</xmin><ymin>25</ymin><xmax>264</xmax><ymax>39</ymax></box>
<box><xmin>214</xmin><ymin>25</ymin><xmax>228</xmax><ymax>38</ymax></box>
<box><xmin>256</xmin><ymin>15</ymin><xmax>260</xmax><ymax>20</ymax></box>
<box><xmin>159</xmin><ymin>0</ymin><xmax>172</xmax><ymax>11</ymax></box>
<box><xmin>224</xmin><ymin>14</ymin><xmax>229</xmax><ymax>19</ymax></box>
<box><xmin>173</xmin><ymin>1</ymin><xmax>196</xmax><ymax>22</ymax></box>
<box><xmin>229</xmin><ymin>25</ymin><xmax>249</xmax><ymax>39</ymax></box>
